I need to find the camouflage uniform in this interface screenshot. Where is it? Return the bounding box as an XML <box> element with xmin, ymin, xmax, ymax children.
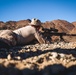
<box><xmin>0</xmin><ymin>30</ymin><xmax>16</xmax><ymax>48</ymax></box>
<box><xmin>13</xmin><ymin>25</ymin><xmax>50</xmax><ymax>45</ymax></box>
<box><xmin>0</xmin><ymin>18</ymin><xmax>50</xmax><ymax>48</ymax></box>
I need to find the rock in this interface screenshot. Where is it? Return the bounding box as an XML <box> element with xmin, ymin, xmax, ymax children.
<box><xmin>7</xmin><ymin>54</ymin><xmax>12</xmax><ymax>60</ymax></box>
<box><xmin>59</xmin><ymin>53</ymin><xmax>65</xmax><ymax>58</ymax></box>
<box><xmin>51</xmin><ymin>52</ymin><xmax>58</xmax><ymax>58</ymax></box>
<box><xmin>36</xmin><ymin>57</ymin><xmax>44</xmax><ymax>64</ymax></box>
<box><xmin>15</xmin><ymin>56</ymin><xmax>21</xmax><ymax>60</ymax></box>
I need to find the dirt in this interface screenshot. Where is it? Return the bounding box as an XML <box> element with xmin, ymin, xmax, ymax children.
<box><xmin>0</xmin><ymin>42</ymin><xmax>76</xmax><ymax>75</ymax></box>
<box><xmin>0</xmin><ymin>19</ymin><xmax>76</xmax><ymax>75</ymax></box>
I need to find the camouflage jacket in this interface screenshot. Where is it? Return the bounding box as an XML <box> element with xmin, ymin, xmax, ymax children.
<box><xmin>13</xmin><ymin>25</ymin><xmax>50</xmax><ymax>45</ymax></box>
<box><xmin>0</xmin><ymin>30</ymin><xmax>16</xmax><ymax>48</ymax></box>
<box><xmin>0</xmin><ymin>26</ymin><xmax>50</xmax><ymax>48</ymax></box>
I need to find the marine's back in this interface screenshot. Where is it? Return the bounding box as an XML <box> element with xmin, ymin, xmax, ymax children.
<box><xmin>13</xmin><ymin>25</ymin><xmax>36</xmax><ymax>45</ymax></box>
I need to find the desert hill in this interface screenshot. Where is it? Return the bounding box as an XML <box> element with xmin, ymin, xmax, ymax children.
<box><xmin>42</xmin><ymin>19</ymin><xmax>75</xmax><ymax>33</ymax></box>
<box><xmin>0</xmin><ymin>19</ymin><xmax>75</xmax><ymax>33</ymax></box>
<box><xmin>0</xmin><ymin>19</ymin><xmax>31</xmax><ymax>30</ymax></box>
<box><xmin>0</xmin><ymin>19</ymin><xmax>75</xmax><ymax>32</ymax></box>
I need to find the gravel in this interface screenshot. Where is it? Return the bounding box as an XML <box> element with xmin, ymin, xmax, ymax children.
<box><xmin>0</xmin><ymin>42</ymin><xmax>76</xmax><ymax>75</ymax></box>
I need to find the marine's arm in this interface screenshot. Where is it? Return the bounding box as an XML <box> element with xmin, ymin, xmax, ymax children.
<box><xmin>34</xmin><ymin>31</ymin><xmax>50</xmax><ymax>44</ymax></box>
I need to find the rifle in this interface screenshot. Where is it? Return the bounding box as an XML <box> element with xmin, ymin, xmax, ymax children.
<box><xmin>41</xmin><ymin>27</ymin><xmax>76</xmax><ymax>41</ymax></box>
<box><xmin>42</xmin><ymin>28</ymin><xmax>76</xmax><ymax>36</ymax></box>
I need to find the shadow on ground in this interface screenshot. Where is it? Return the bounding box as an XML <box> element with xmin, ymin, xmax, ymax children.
<box><xmin>0</xmin><ymin>46</ymin><xmax>76</xmax><ymax>59</ymax></box>
<box><xmin>0</xmin><ymin>63</ymin><xmax>76</xmax><ymax>75</ymax></box>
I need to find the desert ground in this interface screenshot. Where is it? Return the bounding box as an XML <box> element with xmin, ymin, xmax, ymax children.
<box><xmin>0</xmin><ymin>19</ymin><xmax>76</xmax><ymax>75</ymax></box>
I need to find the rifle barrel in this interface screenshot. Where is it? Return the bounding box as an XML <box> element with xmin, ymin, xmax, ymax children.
<box><xmin>43</xmin><ymin>32</ymin><xmax>76</xmax><ymax>36</ymax></box>
<box><xmin>42</xmin><ymin>28</ymin><xmax>76</xmax><ymax>36</ymax></box>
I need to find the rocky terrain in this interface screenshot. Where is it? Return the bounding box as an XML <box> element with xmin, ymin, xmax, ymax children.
<box><xmin>0</xmin><ymin>19</ymin><xmax>76</xmax><ymax>75</ymax></box>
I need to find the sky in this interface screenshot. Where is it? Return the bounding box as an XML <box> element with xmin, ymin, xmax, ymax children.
<box><xmin>0</xmin><ymin>0</ymin><xmax>76</xmax><ymax>22</ymax></box>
